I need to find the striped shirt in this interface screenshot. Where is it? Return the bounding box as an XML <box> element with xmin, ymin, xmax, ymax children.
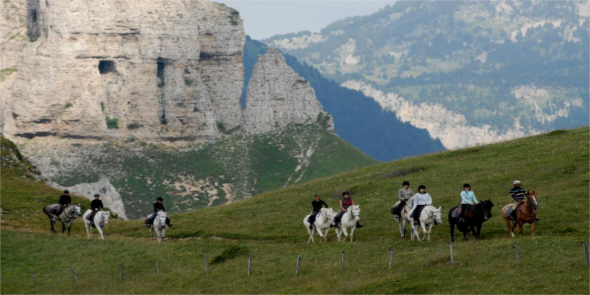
<box><xmin>509</xmin><ymin>188</ymin><xmax>526</xmax><ymax>201</ymax></box>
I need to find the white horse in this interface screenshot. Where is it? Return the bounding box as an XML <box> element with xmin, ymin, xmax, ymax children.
<box><xmin>335</xmin><ymin>205</ymin><xmax>361</xmax><ymax>242</ymax></box>
<box><xmin>303</xmin><ymin>208</ymin><xmax>336</xmax><ymax>244</ymax></box>
<box><xmin>151</xmin><ymin>211</ymin><xmax>168</xmax><ymax>243</ymax></box>
<box><xmin>83</xmin><ymin>210</ymin><xmax>110</xmax><ymax>240</ymax></box>
<box><xmin>410</xmin><ymin>206</ymin><xmax>443</xmax><ymax>241</ymax></box>
<box><xmin>394</xmin><ymin>197</ymin><xmax>415</xmax><ymax>238</ymax></box>
<box><xmin>43</xmin><ymin>204</ymin><xmax>82</xmax><ymax>235</ymax></box>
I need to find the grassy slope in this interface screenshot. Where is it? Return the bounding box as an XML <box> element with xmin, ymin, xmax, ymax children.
<box><xmin>1</xmin><ymin>127</ymin><xmax>589</xmax><ymax>294</ymax></box>
<box><xmin>46</xmin><ymin>123</ymin><xmax>375</xmax><ymax>218</ymax></box>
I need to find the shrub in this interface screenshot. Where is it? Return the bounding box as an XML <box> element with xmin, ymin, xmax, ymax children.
<box><xmin>64</xmin><ymin>102</ymin><xmax>73</xmax><ymax>109</ymax></box>
<box><xmin>127</xmin><ymin>123</ymin><xmax>143</xmax><ymax>130</ymax></box>
<box><xmin>106</xmin><ymin>117</ymin><xmax>119</xmax><ymax>129</ymax></box>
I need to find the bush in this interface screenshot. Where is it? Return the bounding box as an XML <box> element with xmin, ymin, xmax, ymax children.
<box><xmin>106</xmin><ymin>117</ymin><xmax>119</xmax><ymax>129</ymax></box>
<box><xmin>64</xmin><ymin>102</ymin><xmax>73</xmax><ymax>109</ymax></box>
<box><xmin>127</xmin><ymin>123</ymin><xmax>143</xmax><ymax>130</ymax></box>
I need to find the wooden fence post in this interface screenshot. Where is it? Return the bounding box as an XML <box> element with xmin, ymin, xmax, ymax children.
<box><xmin>70</xmin><ymin>267</ymin><xmax>79</xmax><ymax>283</ymax></box>
<box><xmin>295</xmin><ymin>255</ymin><xmax>301</xmax><ymax>275</ymax></box>
<box><xmin>203</xmin><ymin>255</ymin><xmax>209</xmax><ymax>275</ymax></box>
<box><xmin>341</xmin><ymin>251</ymin><xmax>345</xmax><ymax>271</ymax></box>
<box><xmin>448</xmin><ymin>242</ymin><xmax>455</xmax><ymax>264</ymax></box>
<box><xmin>388</xmin><ymin>249</ymin><xmax>395</xmax><ymax>270</ymax></box>
<box><xmin>29</xmin><ymin>268</ymin><xmax>37</xmax><ymax>285</ymax></box>
<box><xmin>120</xmin><ymin>261</ymin><xmax>124</xmax><ymax>282</ymax></box>
<box><xmin>513</xmin><ymin>242</ymin><xmax>520</xmax><ymax>264</ymax></box>
<box><xmin>247</xmin><ymin>254</ymin><xmax>252</xmax><ymax>276</ymax></box>
<box><xmin>583</xmin><ymin>242</ymin><xmax>589</xmax><ymax>266</ymax></box>
<box><xmin>155</xmin><ymin>259</ymin><xmax>160</xmax><ymax>278</ymax></box>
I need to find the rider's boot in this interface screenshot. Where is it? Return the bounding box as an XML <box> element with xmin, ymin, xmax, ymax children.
<box><xmin>166</xmin><ymin>217</ymin><xmax>173</xmax><ymax>227</ymax></box>
<box><xmin>535</xmin><ymin>217</ymin><xmax>541</xmax><ymax>221</ymax></box>
<box><xmin>356</xmin><ymin>221</ymin><xmax>363</xmax><ymax>228</ymax></box>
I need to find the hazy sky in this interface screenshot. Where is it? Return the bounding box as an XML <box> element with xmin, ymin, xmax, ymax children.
<box><xmin>214</xmin><ymin>1</ymin><xmax>396</xmax><ymax>40</ymax></box>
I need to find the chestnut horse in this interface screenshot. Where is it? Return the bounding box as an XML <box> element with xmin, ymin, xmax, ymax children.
<box><xmin>500</xmin><ymin>191</ymin><xmax>538</xmax><ymax>237</ymax></box>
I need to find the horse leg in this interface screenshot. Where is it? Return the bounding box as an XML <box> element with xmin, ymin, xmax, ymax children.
<box><xmin>335</xmin><ymin>228</ymin><xmax>342</xmax><ymax>242</ymax></box>
<box><xmin>324</xmin><ymin>228</ymin><xmax>330</xmax><ymax>242</ymax></box>
<box><xmin>427</xmin><ymin>224</ymin><xmax>433</xmax><ymax>241</ymax></box>
<box><xmin>97</xmin><ymin>226</ymin><xmax>104</xmax><ymax>240</ymax></box>
<box><xmin>421</xmin><ymin>223</ymin><xmax>427</xmax><ymax>241</ymax></box>
<box><xmin>476</xmin><ymin>224</ymin><xmax>482</xmax><ymax>239</ymax></box>
<box><xmin>67</xmin><ymin>221</ymin><xmax>73</xmax><ymax>236</ymax></box>
<box><xmin>350</xmin><ymin>227</ymin><xmax>356</xmax><ymax>242</ymax></box>
<box><xmin>504</xmin><ymin>217</ymin><xmax>515</xmax><ymax>238</ymax></box>
<box><xmin>341</xmin><ymin>226</ymin><xmax>349</xmax><ymax>237</ymax></box>
<box><xmin>450</xmin><ymin>221</ymin><xmax>455</xmax><ymax>242</ymax></box>
<box><xmin>61</xmin><ymin>221</ymin><xmax>66</xmax><ymax>233</ymax></box>
<box><xmin>49</xmin><ymin>220</ymin><xmax>56</xmax><ymax>233</ymax></box>
<box><xmin>518</xmin><ymin>221</ymin><xmax>524</xmax><ymax>236</ymax></box>
<box><xmin>530</xmin><ymin>222</ymin><xmax>535</xmax><ymax>236</ymax></box>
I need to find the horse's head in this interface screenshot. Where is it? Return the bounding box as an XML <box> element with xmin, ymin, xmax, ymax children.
<box><xmin>102</xmin><ymin>211</ymin><xmax>111</xmax><ymax>225</ymax></box>
<box><xmin>479</xmin><ymin>199</ymin><xmax>494</xmax><ymax>221</ymax></box>
<box><xmin>73</xmin><ymin>204</ymin><xmax>82</xmax><ymax>216</ymax></box>
<box><xmin>432</xmin><ymin>206</ymin><xmax>443</xmax><ymax>225</ymax></box>
<box><xmin>350</xmin><ymin>205</ymin><xmax>361</xmax><ymax>221</ymax></box>
<box><xmin>527</xmin><ymin>191</ymin><xmax>538</xmax><ymax>210</ymax></box>
<box><xmin>157</xmin><ymin>211</ymin><xmax>167</xmax><ymax>229</ymax></box>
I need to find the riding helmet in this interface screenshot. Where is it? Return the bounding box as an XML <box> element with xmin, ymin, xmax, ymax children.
<box><xmin>64</xmin><ymin>190</ymin><xmax>69</xmax><ymax>193</ymax></box>
<box><xmin>94</xmin><ymin>194</ymin><xmax>100</xmax><ymax>197</ymax></box>
<box><xmin>342</xmin><ymin>191</ymin><xmax>350</xmax><ymax>196</ymax></box>
<box><xmin>463</xmin><ymin>183</ymin><xmax>471</xmax><ymax>189</ymax></box>
<box><xmin>314</xmin><ymin>194</ymin><xmax>321</xmax><ymax>198</ymax></box>
<box><xmin>402</xmin><ymin>181</ymin><xmax>410</xmax><ymax>186</ymax></box>
<box><xmin>418</xmin><ymin>185</ymin><xmax>426</xmax><ymax>190</ymax></box>
<box><xmin>157</xmin><ymin>197</ymin><xmax>164</xmax><ymax>201</ymax></box>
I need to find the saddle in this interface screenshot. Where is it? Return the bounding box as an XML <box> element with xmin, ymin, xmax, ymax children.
<box><xmin>451</xmin><ymin>206</ymin><xmax>473</xmax><ymax>218</ymax></box>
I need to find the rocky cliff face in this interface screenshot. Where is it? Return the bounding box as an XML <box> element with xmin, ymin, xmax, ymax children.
<box><xmin>0</xmin><ymin>0</ymin><xmax>335</xmax><ymax>219</ymax></box>
<box><xmin>244</xmin><ymin>48</ymin><xmax>328</xmax><ymax>134</ymax></box>
<box><xmin>1</xmin><ymin>0</ymin><xmax>245</xmax><ymax>141</ymax></box>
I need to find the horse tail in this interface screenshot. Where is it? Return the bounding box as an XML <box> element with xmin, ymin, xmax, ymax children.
<box><xmin>42</xmin><ymin>206</ymin><xmax>50</xmax><ymax>217</ymax></box>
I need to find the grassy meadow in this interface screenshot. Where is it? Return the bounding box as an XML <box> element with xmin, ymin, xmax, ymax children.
<box><xmin>1</xmin><ymin>127</ymin><xmax>589</xmax><ymax>293</ymax></box>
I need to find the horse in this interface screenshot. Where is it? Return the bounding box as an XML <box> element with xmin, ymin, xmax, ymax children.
<box><xmin>335</xmin><ymin>205</ymin><xmax>361</xmax><ymax>242</ymax></box>
<box><xmin>303</xmin><ymin>208</ymin><xmax>337</xmax><ymax>244</ymax></box>
<box><xmin>394</xmin><ymin>197</ymin><xmax>415</xmax><ymax>238</ymax></box>
<box><xmin>501</xmin><ymin>191</ymin><xmax>538</xmax><ymax>237</ymax></box>
<box><xmin>410</xmin><ymin>206</ymin><xmax>443</xmax><ymax>241</ymax></box>
<box><xmin>42</xmin><ymin>203</ymin><xmax>82</xmax><ymax>235</ymax></box>
<box><xmin>448</xmin><ymin>199</ymin><xmax>494</xmax><ymax>242</ymax></box>
<box><xmin>82</xmin><ymin>210</ymin><xmax>110</xmax><ymax>240</ymax></box>
<box><xmin>150</xmin><ymin>211</ymin><xmax>168</xmax><ymax>243</ymax></box>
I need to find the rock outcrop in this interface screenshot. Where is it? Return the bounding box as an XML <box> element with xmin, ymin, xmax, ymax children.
<box><xmin>244</xmin><ymin>48</ymin><xmax>328</xmax><ymax>134</ymax></box>
<box><xmin>1</xmin><ymin>0</ymin><xmax>245</xmax><ymax>141</ymax></box>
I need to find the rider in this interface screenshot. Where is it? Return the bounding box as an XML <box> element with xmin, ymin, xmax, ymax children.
<box><xmin>308</xmin><ymin>194</ymin><xmax>328</xmax><ymax>229</ymax></box>
<box><xmin>411</xmin><ymin>185</ymin><xmax>432</xmax><ymax>225</ymax></box>
<box><xmin>392</xmin><ymin>181</ymin><xmax>413</xmax><ymax>219</ymax></box>
<box><xmin>509</xmin><ymin>180</ymin><xmax>540</xmax><ymax>221</ymax></box>
<box><xmin>55</xmin><ymin>190</ymin><xmax>71</xmax><ymax>219</ymax></box>
<box><xmin>87</xmin><ymin>194</ymin><xmax>104</xmax><ymax>222</ymax></box>
<box><xmin>334</xmin><ymin>192</ymin><xmax>363</xmax><ymax>228</ymax></box>
<box><xmin>459</xmin><ymin>183</ymin><xmax>478</xmax><ymax>223</ymax></box>
<box><xmin>146</xmin><ymin>197</ymin><xmax>173</xmax><ymax>227</ymax></box>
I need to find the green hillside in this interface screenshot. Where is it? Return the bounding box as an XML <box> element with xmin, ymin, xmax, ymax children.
<box><xmin>1</xmin><ymin>127</ymin><xmax>588</xmax><ymax>294</ymax></box>
<box><xmin>35</xmin><ymin>122</ymin><xmax>375</xmax><ymax>219</ymax></box>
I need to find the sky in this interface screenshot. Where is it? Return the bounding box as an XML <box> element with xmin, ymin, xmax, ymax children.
<box><xmin>214</xmin><ymin>1</ymin><xmax>396</xmax><ymax>40</ymax></box>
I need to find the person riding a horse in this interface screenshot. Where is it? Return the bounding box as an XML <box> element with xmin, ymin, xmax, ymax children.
<box><xmin>55</xmin><ymin>190</ymin><xmax>71</xmax><ymax>220</ymax></box>
<box><xmin>87</xmin><ymin>194</ymin><xmax>104</xmax><ymax>223</ymax></box>
<box><xmin>459</xmin><ymin>183</ymin><xmax>478</xmax><ymax>223</ymax></box>
<box><xmin>334</xmin><ymin>192</ymin><xmax>363</xmax><ymax>228</ymax></box>
<box><xmin>411</xmin><ymin>185</ymin><xmax>432</xmax><ymax>225</ymax></box>
<box><xmin>308</xmin><ymin>194</ymin><xmax>329</xmax><ymax>230</ymax></box>
<box><xmin>145</xmin><ymin>197</ymin><xmax>173</xmax><ymax>227</ymax></box>
<box><xmin>392</xmin><ymin>181</ymin><xmax>413</xmax><ymax>219</ymax></box>
<box><xmin>509</xmin><ymin>180</ymin><xmax>540</xmax><ymax>221</ymax></box>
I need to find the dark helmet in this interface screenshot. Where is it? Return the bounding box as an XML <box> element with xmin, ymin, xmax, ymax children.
<box><xmin>342</xmin><ymin>191</ymin><xmax>350</xmax><ymax>196</ymax></box>
<box><xmin>314</xmin><ymin>194</ymin><xmax>321</xmax><ymax>198</ymax></box>
<box><xmin>64</xmin><ymin>190</ymin><xmax>70</xmax><ymax>194</ymax></box>
<box><xmin>94</xmin><ymin>194</ymin><xmax>100</xmax><ymax>197</ymax></box>
<box><xmin>156</xmin><ymin>197</ymin><xmax>164</xmax><ymax>201</ymax></box>
<box><xmin>402</xmin><ymin>181</ymin><xmax>410</xmax><ymax>186</ymax></box>
<box><xmin>463</xmin><ymin>183</ymin><xmax>471</xmax><ymax>189</ymax></box>
<box><xmin>418</xmin><ymin>185</ymin><xmax>426</xmax><ymax>190</ymax></box>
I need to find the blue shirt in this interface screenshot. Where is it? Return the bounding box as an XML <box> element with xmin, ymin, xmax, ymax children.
<box><xmin>460</xmin><ymin>191</ymin><xmax>478</xmax><ymax>204</ymax></box>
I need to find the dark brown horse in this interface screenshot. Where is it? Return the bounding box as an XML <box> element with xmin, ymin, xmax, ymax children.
<box><xmin>448</xmin><ymin>199</ymin><xmax>494</xmax><ymax>242</ymax></box>
<box><xmin>501</xmin><ymin>191</ymin><xmax>538</xmax><ymax>237</ymax></box>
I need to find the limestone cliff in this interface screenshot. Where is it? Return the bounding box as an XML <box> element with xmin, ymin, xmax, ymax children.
<box><xmin>243</xmin><ymin>48</ymin><xmax>329</xmax><ymax>134</ymax></box>
<box><xmin>1</xmin><ymin>0</ymin><xmax>245</xmax><ymax>141</ymax></box>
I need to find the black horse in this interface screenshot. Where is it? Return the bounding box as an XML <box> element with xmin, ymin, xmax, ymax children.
<box><xmin>448</xmin><ymin>199</ymin><xmax>494</xmax><ymax>242</ymax></box>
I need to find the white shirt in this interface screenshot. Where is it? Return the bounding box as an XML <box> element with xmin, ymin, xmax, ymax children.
<box><xmin>412</xmin><ymin>193</ymin><xmax>432</xmax><ymax>210</ymax></box>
